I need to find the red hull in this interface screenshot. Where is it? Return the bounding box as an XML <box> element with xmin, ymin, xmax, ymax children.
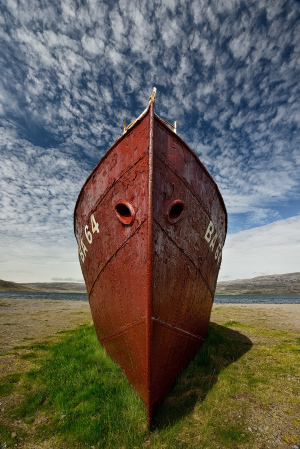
<box><xmin>74</xmin><ymin>101</ymin><xmax>227</xmax><ymax>426</ymax></box>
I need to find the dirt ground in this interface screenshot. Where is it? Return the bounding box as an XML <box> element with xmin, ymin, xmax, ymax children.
<box><xmin>0</xmin><ymin>298</ymin><xmax>299</xmax><ymax>375</ymax></box>
<box><xmin>0</xmin><ymin>298</ymin><xmax>91</xmax><ymax>354</ymax></box>
<box><xmin>0</xmin><ymin>298</ymin><xmax>91</xmax><ymax>380</ymax></box>
<box><xmin>0</xmin><ymin>298</ymin><xmax>299</xmax><ymax>449</ymax></box>
<box><xmin>1</xmin><ymin>299</ymin><xmax>299</xmax><ymax>351</ymax></box>
<box><xmin>211</xmin><ymin>303</ymin><xmax>300</xmax><ymax>332</ymax></box>
<box><xmin>0</xmin><ymin>298</ymin><xmax>92</xmax><ymax>449</ymax></box>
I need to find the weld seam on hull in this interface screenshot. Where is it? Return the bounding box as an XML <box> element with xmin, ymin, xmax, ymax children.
<box><xmin>154</xmin><ymin>118</ymin><xmax>227</xmax><ymax>227</ymax></box>
<box><xmin>155</xmin><ymin>153</ymin><xmax>214</xmax><ymax>228</ymax></box>
<box><xmin>73</xmin><ymin>106</ymin><xmax>151</xmax><ymax>225</ymax></box>
<box><xmin>152</xmin><ymin>317</ymin><xmax>205</xmax><ymax>342</ymax></box>
<box><xmin>153</xmin><ymin>217</ymin><xmax>214</xmax><ymax>298</ymax></box>
<box><xmin>99</xmin><ymin>317</ymin><xmax>146</xmax><ymax>343</ymax></box>
<box><xmin>147</xmin><ymin>101</ymin><xmax>155</xmax><ymax>427</ymax></box>
<box><xmin>88</xmin><ymin>217</ymin><xmax>148</xmax><ymax>296</ymax></box>
<box><xmin>82</xmin><ymin>151</ymin><xmax>148</xmax><ymax>220</ymax></box>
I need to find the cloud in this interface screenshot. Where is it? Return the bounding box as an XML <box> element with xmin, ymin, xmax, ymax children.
<box><xmin>0</xmin><ymin>238</ymin><xmax>83</xmax><ymax>284</ymax></box>
<box><xmin>51</xmin><ymin>277</ymin><xmax>84</xmax><ymax>283</ymax></box>
<box><xmin>219</xmin><ymin>216</ymin><xmax>300</xmax><ymax>280</ymax></box>
<box><xmin>0</xmin><ymin>121</ymin><xmax>90</xmax><ymax>246</ymax></box>
<box><xmin>0</xmin><ymin>0</ymin><xmax>299</xmax><ymax>281</ymax></box>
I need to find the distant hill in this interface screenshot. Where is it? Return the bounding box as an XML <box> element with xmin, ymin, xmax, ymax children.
<box><xmin>0</xmin><ymin>279</ymin><xmax>36</xmax><ymax>292</ymax></box>
<box><xmin>1</xmin><ymin>272</ymin><xmax>300</xmax><ymax>295</ymax></box>
<box><xmin>0</xmin><ymin>280</ymin><xmax>86</xmax><ymax>293</ymax></box>
<box><xmin>216</xmin><ymin>272</ymin><xmax>300</xmax><ymax>295</ymax></box>
<box><xmin>24</xmin><ymin>282</ymin><xmax>87</xmax><ymax>293</ymax></box>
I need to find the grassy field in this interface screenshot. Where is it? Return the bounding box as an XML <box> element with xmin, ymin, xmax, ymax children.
<box><xmin>0</xmin><ymin>308</ymin><xmax>299</xmax><ymax>448</ymax></box>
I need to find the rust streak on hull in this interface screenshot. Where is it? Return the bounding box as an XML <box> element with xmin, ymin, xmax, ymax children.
<box><xmin>74</xmin><ymin>99</ymin><xmax>227</xmax><ymax>427</ymax></box>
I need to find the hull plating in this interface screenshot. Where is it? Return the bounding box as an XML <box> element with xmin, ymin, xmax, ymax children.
<box><xmin>74</xmin><ymin>103</ymin><xmax>227</xmax><ymax>425</ymax></box>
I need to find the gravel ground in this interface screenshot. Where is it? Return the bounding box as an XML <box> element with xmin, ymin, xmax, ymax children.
<box><xmin>0</xmin><ymin>298</ymin><xmax>91</xmax><ymax>354</ymax></box>
<box><xmin>211</xmin><ymin>303</ymin><xmax>300</xmax><ymax>332</ymax></box>
<box><xmin>0</xmin><ymin>298</ymin><xmax>299</xmax><ymax>449</ymax></box>
<box><xmin>211</xmin><ymin>303</ymin><xmax>300</xmax><ymax>449</ymax></box>
<box><xmin>0</xmin><ymin>298</ymin><xmax>299</xmax><ymax>377</ymax></box>
<box><xmin>1</xmin><ymin>299</ymin><xmax>299</xmax><ymax>353</ymax></box>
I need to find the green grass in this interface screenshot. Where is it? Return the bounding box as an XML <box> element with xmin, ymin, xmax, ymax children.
<box><xmin>11</xmin><ymin>324</ymin><xmax>148</xmax><ymax>448</ymax></box>
<box><xmin>0</xmin><ymin>373</ymin><xmax>21</xmax><ymax>396</ymax></box>
<box><xmin>0</xmin><ymin>424</ymin><xmax>18</xmax><ymax>447</ymax></box>
<box><xmin>20</xmin><ymin>352</ymin><xmax>38</xmax><ymax>360</ymax></box>
<box><xmin>13</xmin><ymin>342</ymin><xmax>51</xmax><ymax>351</ymax></box>
<box><xmin>1</xmin><ymin>321</ymin><xmax>299</xmax><ymax>448</ymax></box>
<box><xmin>217</xmin><ymin>424</ymin><xmax>248</xmax><ymax>445</ymax></box>
<box><xmin>223</xmin><ymin>320</ymin><xmax>253</xmax><ymax>329</ymax></box>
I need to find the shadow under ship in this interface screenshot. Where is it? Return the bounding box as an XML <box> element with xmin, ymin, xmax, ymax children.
<box><xmin>74</xmin><ymin>89</ymin><xmax>227</xmax><ymax>426</ymax></box>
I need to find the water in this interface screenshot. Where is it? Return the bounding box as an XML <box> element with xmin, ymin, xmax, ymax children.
<box><xmin>215</xmin><ymin>294</ymin><xmax>300</xmax><ymax>304</ymax></box>
<box><xmin>0</xmin><ymin>291</ymin><xmax>88</xmax><ymax>301</ymax></box>
<box><xmin>0</xmin><ymin>291</ymin><xmax>299</xmax><ymax>304</ymax></box>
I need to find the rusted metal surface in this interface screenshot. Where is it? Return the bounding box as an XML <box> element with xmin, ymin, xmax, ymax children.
<box><xmin>74</xmin><ymin>100</ymin><xmax>227</xmax><ymax>427</ymax></box>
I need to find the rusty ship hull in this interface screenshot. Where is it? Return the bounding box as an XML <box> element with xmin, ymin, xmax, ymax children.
<box><xmin>74</xmin><ymin>100</ymin><xmax>227</xmax><ymax>426</ymax></box>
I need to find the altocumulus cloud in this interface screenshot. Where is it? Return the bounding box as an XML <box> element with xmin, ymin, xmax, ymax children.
<box><xmin>219</xmin><ymin>216</ymin><xmax>300</xmax><ymax>281</ymax></box>
<box><xmin>0</xmin><ymin>0</ymin><xmax>299</xmax><ymax>282</ymax></box>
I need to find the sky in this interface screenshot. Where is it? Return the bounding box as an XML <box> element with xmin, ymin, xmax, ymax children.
<box><xmin>0</xmin><ymin>0</ymin><xmax>299</xmax><ymax>284</ymax></box>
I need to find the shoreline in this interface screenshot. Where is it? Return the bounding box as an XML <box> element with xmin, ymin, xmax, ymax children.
<box><xmin>0</xmin><ymin>298</ymin><xmax>299</xmax><ymax>354</ymax></box>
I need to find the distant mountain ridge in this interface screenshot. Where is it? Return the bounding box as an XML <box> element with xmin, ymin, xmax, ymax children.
<box><xmin>216</xmin><ymin>272</ymin><xmax>300</xmax><ymax>295</ymax></box>
<box><xmin>0</xmin><ymin>280</ymin><xmax>86</xmax><ymax>293</ymax></box>
<box><xmin>0</xmin><ymin>279</ymin><xmax>36</xmax><ymax>292</ymax></box>
<box><xmin>1</xmin><ymin>272</ymin><xmax>300</xmax><ymax>295</ymax></box>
